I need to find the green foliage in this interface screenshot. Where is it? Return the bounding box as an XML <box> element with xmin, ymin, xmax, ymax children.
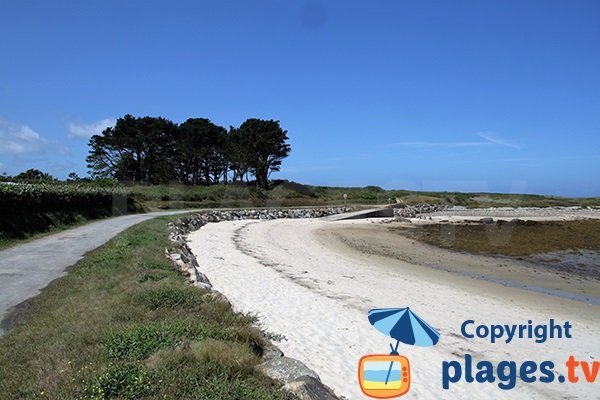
<box><xmin>148</xmin><ymin>341</ymin><xmax>294</xmax><ymax>400</ymax></box>
<box><xmin>139</xmin><ymin>286</ymin><xmax>205</xmax><ymax>310</ymax></box>
<box><xmin>14</xmin><ymin>168</ymin><xmax>56</xmax><ymax>182</ymax></box>
<box><xmin>0</xmin><ymin>182</ymin><xmax>141</xmax><ymax>239</ymax></box>
<box><xmin>82</xmin><ymin>363</ymin><xmax>152</xmax><ymax>400</ymax></box>
<box><xmin>236</xmin><ymin>119</ymin><xmax>291</xmax><ymax>189</ymax></box>
<box><xmin>106</xmin><ymin>320</ymin><xmax>232</xmax><ymax>361</ymax></box>
<box><xmin>174</xmin><ymin>118</ymin><xmax>228</xmax><ymax>185</ymax></box>
<box><xmin>86</xmin><ymin>114</ymin><xmax>292</xmax><ymax>189</ymax></box>
<box><xmin>0</xmin><ymin>182</ymin><xmax>132</xmax><ymax>213</ymax></box>
<box><xmin>87</xmin><ymin>114</ymin><xmax>177</xmax><ymax>184</ymax></box>
<box><xmin>138</xmin><ymin>273</ymin><xmax>167</xmax><ymax>283</ymax></box>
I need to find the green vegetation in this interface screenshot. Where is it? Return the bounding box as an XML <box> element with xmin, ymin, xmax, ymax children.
<box><xmin>132</xmin><ymin>182</ymin><xmax>600</xmax><ymax>211</ymax></box>
<box><xmin>0</xmin><ymin>217</ymin><xmax>293</xmax><ymax>400</ymax></box>
<box><xmin>0</xmin><ymin>181</ymin><xmax>142</xmax><ymax>242</ymax></box>
<box><xmin>87</xmin><ymin>115</ymin><xmax>290</xmax><ymax>189</ymax></box>
<box><xmin>393</xmin><ymin>219</ymin><xmax>600</xmax><ymax>256</ymax></box>
<box><xmin>2</xmin><ymin>175</ymin><xmax>598</xmax><ymax>248</ymax></box>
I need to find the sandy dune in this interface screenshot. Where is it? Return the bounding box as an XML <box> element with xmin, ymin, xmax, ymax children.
<box><xmin>188</xmin><ymin>218</ymin><xmax>599</xmax><ymax>399</ymax></box>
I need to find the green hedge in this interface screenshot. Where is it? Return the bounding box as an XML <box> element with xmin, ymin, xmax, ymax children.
<box><xmin>0</xmin><ymin>183</ymin><xmax>140</xmax><ymax>239</ymax></box>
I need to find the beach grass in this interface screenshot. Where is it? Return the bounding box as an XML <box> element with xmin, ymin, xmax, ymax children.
<box><xmin>0</xmin><ymin>216</ymin><xmax>294</xmax><ymax>400</ymax></box>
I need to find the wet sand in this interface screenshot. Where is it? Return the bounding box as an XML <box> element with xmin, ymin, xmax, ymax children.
<box><xmin>322</xmin><ymin>220</ymin><xmax>600</xmax><ymax>304</ymax></box>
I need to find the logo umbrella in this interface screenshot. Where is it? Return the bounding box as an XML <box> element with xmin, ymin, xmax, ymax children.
<box><xmin>368</xmin><ymin>307</ymin><xmax>440</xmax><ymax>385</ymax></box>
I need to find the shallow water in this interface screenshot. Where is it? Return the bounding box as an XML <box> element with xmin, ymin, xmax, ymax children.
<box><xmin>523</xmin><ymin>250</ymin><xmax>600</xmax><ymax>280</ymax></box>
<box><xmin>426</xmin><ymin>249</ymin><xmax>600</xmax><ymax>305</ymax></box>
<box><xmin>427</xmin><ymin>261</ymin><xmax>600</xmax><ymax>305</ymax></box>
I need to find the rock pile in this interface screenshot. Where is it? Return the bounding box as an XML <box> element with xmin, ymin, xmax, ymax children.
<box><xmin>393</xmin><ymin>204</ymin><xmax>448</xmax><ymax>218</ymax></box>
<box><xmin>166</xmin><ymin>207</ymin><xmax>348</xmax><ymax>400</ymax></box>
<box><xmin>427</xmin><ymin>206</ymin><xmax>600</xmax><ymax>218</ymax></box>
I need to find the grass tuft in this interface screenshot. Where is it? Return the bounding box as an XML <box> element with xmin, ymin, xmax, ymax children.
<box><xmin>138</xmin><ymin>286</ymin><xmax>205</xmax><ymax>310</ymax></box>
<box><xmin>81</xmin><ymin>363</ymin><xmax>152</xmax><ymax>400</ymax></box>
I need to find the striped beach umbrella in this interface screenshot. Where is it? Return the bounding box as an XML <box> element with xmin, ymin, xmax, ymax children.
<box><xmin>368</xmin><ymin>307</ymin><xmax>440</xmax><ymax>347</ymax></box>
<box><xmin>368</xmin><ymin>307</ymin><xmax>440</xmax><ymax>385</ymax></box>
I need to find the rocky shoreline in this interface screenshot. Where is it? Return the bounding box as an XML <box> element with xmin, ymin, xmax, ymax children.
<box><xmin>392</xmin><ymin>204</ymin><xmax>600</xmax><ymax>219</ymax></box>
<box><xmin>392</xmin><ymin>203</ymin><xmax>448</xmax><ymax>218</ymax></box>
<box><xmin>166</xmin><ymin>208</ymin><xmax>350</xmax><ymax>400</ymax></box>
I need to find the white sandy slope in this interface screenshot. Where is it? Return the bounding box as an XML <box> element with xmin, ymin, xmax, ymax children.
<box><xmin>188</xmin><ymin>219</ymin><xmax>599</xmax><ymax>399</ymax></box>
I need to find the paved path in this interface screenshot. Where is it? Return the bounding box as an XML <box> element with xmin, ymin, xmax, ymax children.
<box><xmin>0</xmin><ymin>210</ymin><xmax>193</xmax><ymax>335</ymax></box>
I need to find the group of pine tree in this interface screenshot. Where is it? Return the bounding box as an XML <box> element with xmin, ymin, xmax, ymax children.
<box><xmin>86</xmin><ymin>115</ymin><xmax>291</xmax><ymax>189</ymax></box>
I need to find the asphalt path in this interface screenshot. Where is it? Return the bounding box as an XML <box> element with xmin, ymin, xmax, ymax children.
<box><xmin>0</xmin><ymin>210</ymin><xmax>193</xmax><ymax>335</ymax></box>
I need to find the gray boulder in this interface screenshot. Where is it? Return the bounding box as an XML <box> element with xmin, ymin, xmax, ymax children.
<box><xmin>257</xmin><ymin>356</ymin><xmax>320</xmax><ymax>384</ymax></box>
<box><xmin>282</xmin><ymin>376</ymin><xmax>339</xmax><ymax>400</ymax></box>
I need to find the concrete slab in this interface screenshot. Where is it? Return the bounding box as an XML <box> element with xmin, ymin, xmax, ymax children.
<box><xmin>325</xmin><ymin>207</ymin><xmax>393</xmax><ymax>221</ymax></box>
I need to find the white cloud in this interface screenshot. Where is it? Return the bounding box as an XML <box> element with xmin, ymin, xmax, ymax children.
<box><xmin>392</xmin><ymin>141</ymin><xmax>492</xmax><ymax>148</ymax></box>
<box><xmin>476</xmin><ymin>131</ymin><xmax>523</xmax><ymax>149</ymax></box>
<box><xmin>393</xmin><ymin>132</ymin><xmax>523</xmax><ymax>149</ymax></box>
<box><xmin>0</xmin><ymin>120</ymin><xmax>48</xmax><ymax>155</ymax></box>
<box><xmin>67</xmin><ymin>118</ymin><xmax>115</xmax><ymax>138</ymax></box>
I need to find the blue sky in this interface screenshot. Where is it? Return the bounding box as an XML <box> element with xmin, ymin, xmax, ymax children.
<box><xmin>0</xmin><ymin>1</ymin><xmax>598</xmax><ymax>196</ymax></box>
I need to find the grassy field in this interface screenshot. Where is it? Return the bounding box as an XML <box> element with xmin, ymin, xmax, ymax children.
<box><xmin>0</xmin><ymin>217</ymin><xmax>294</xmax><ymax>400</ymax></box>
<box><xmin>132</xmin><ymin>182</ymin><xmax>600</xmax><ymax>211</ymax></box>
<box><xmin>392</xmin><ymin>219</ymin><xmax>600</xmax><ymax>256</ymax></box>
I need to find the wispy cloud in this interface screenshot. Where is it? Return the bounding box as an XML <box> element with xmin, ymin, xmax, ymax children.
<box><xmin>476</xmin><ymin>131</ymin><xmax>523</xmax><ymax>149</ymax></box>
<box><xmin>393</xmin><ymin>132</ymin><xmax>523</xmax><ymax>150</ymax></box>
<box><xmin>0</xmin><ymin>119</ymin><xmax>48</xmax><ymax>155</ymax></box>
<box><xmin>67</xmin><ymin>118</ymin><xmax>115</xmax><ymax>138</ymax></box>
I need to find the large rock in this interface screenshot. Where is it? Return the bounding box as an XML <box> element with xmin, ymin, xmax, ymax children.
<box><xmin>257</xmin><ymin>356</ymin><xmax>320</xmax><ymax>384</ymax></box>
<box><xmin>283</xmin><ymin>376</ymin><xmax>340</xmax><ymax>400</ymax></box>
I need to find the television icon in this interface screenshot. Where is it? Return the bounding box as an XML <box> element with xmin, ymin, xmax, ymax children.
<box><xmin>358</xmin><ymin>354</ymin><xmax>410</xmax><ymax>398</ymax></box>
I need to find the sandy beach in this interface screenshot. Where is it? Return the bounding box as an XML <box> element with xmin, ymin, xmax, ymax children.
<box><xmin>188</xmin><ymin>217</ymin><xmax>599</xmax><ymax>399</ymax></box>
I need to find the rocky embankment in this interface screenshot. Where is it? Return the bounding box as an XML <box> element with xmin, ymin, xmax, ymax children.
<box><xmin>425</xmin><ymin>206</ymin><xmax>600</xmax><ymax>218</ymax></box>
<box><xmin>392</xmin><ymin>205</ymin><xmax>600</xmax><ymax>219</ymax></box>
<box><xmin>166</xmin><ymin>208</ymin><xmax>350</xmax><ymax>400</ymax></box>
<box><xmin>392</xmin><ymin>204</ymin><xmax>448</xmax><ymax>218</ymax></box>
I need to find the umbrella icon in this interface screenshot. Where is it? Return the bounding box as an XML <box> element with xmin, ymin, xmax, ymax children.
<box><xmin>368</xmin><ymin>307</ymin><xmax>440</xmax><ymax>385</ymax></box>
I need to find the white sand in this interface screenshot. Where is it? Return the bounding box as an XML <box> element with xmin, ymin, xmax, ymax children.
<box><xmin>188</xmin><ymin>218</ymin><xmax>599</xmax><ymax>399</ymax></box>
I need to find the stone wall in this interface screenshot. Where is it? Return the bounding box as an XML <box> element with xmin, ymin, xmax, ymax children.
<box><xmin>392</xmin><ymin>204</ymin><xmax>448</xmax><ymax>218</ymax></box>
<box><xmin>166</xmin><ymin>208</ymin><xmax>350</xmax><ymax>400</ymax></box>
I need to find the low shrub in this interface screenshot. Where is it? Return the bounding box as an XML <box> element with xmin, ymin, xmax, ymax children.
<box><xmin>82</xmin><ymin>363</ymin><xmax>152</xmax><ymax>400</ymax></box>
<box><xmin>106</xmin><ymin>321</ymin><xmax>231</xmax><ymax>361</ymax></box>
<box><xmin>0</xmin><ymin>182</ymin><xmax>141</xmax><ymax>239</ymax></box>
<box><xmin>139</xmin><ymin>286</ymin><xmax>205</xmax><ymax>310</ymax></box>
